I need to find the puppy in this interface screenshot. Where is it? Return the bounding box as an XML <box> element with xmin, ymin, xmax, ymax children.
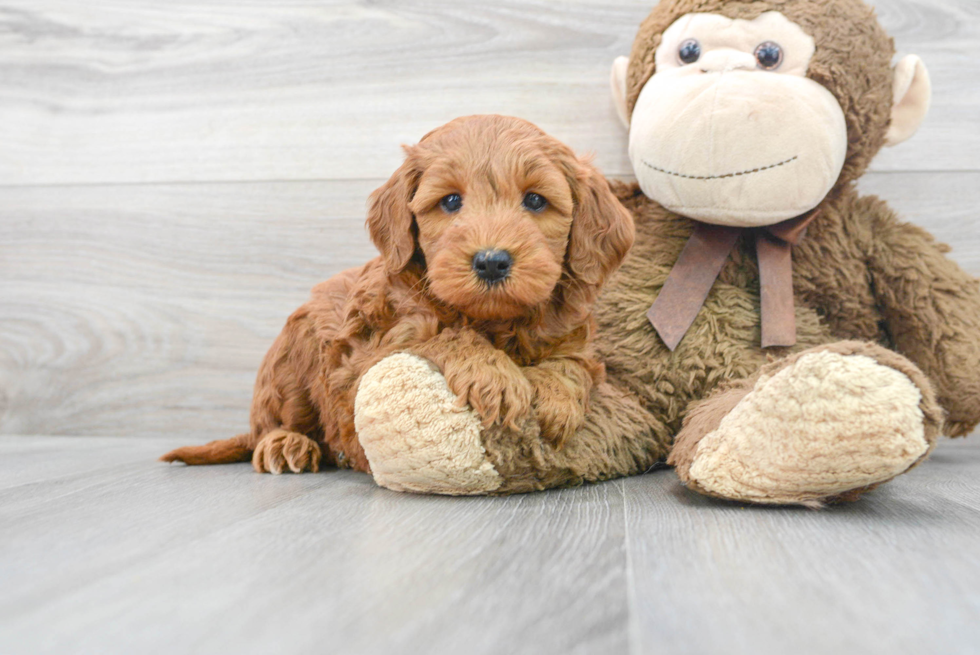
<box><xmin>162</xmin><ymin>115</ymin><xmax>634</xmax><ymax>474</ymax></box>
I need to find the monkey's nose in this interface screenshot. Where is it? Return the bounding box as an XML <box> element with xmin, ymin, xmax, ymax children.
<box><xmin>472</xmin><ymin>250</ymin><xmax>513</xmax><ymax>285</ymax></box>
<box><xmin>698</xmin><ymin>49</ymin><xmax>756</xmax><ymax>74</ymax></box>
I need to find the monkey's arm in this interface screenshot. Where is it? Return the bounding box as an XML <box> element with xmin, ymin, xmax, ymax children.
<box><xmin>863</xmin><ymin>196</ymin><xmax>980</xmax><ymax>436</ymax></box>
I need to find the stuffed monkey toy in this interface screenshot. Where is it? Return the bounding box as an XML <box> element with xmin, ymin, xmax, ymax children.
<box><xmin>355</xmin><ymin>0</ymin><xmax>980</xmax><ymax>505</ymax></box>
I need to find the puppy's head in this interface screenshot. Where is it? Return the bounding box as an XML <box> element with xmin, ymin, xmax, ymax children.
<box><xmin>367</xmin><ymin>115</ymin><xmax>634</xmax><ymax>321</ymax></box>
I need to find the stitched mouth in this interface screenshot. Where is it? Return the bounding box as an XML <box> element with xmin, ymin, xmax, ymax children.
<box><xmin>640</xmin><ymin>156</ymin><xmax>798</xmax><ymax>181</ymax></box>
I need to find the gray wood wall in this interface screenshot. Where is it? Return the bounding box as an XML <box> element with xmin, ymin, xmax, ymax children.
<box><xmin>1</xmin><ymin>0</ymin><xmax>978</xmax><ymax>440</ymax></box>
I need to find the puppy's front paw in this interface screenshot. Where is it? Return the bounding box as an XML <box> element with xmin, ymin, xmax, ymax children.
<box><xmin>450</xmin><ymin>367</ymin><xmax>533</xmax><ymax>431</ymax></box>
<box><xmin>408</xmin><ymin>329</ymin><xmax>534</xmax><ymax>430</ymax></box>
<box><xmin>252</xmin><ymin>429</ymin><xmax>322</xmax><ymax>474</ymax></box>
<box><xmin>521</xmin><ymin>366</ymin><xmax>591</xmax><ymax>449</ymax></box>
<box><xmin>534</xmin><ymin>398</ymin><xmax>585</xmax><ymax>449</ymax></box>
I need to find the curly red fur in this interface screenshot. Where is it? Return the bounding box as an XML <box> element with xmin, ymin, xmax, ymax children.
<box><xmin>161</xmin><ymin>115</ymin><xmax>634</xmax><ymax>472</ymax></box>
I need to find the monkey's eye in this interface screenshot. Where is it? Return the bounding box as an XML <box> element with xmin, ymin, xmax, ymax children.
<box><xmin>754</xmin><ymin>41</ymin><xmax>784</xmax><ymax>70</ymax></box>
<box><xmin>522</xmin><ymin>192</ymin><xmax>548</xmax><ymax>213</ymax></box>
<box><xmin>678</xmin><ymin>39</ymin><xmax>701</xmax><ymax>65</ymax></box>
<box><xmin>440</xmin><ymin>193</ymin><xmax>463</xmax><ymax>213</ymax></box>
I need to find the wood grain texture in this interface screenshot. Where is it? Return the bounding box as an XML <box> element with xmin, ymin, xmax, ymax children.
<box><xmin>0</xmin><ymin>181</ymin><xmax>379</xmax><ymax>438</ymax></box>
<box><xmin>3</xmin><ymin>174</ymin><xmax>979</xmax><ymax>439</ymax></box>
<box><xmin>0</xmin><ymin>0</ymin><xmax>977</xmax><ymax>186</ymax></box>
<box><xmin>0</xmin><ymin>435</ymin><xmax>630</xmax><ymax>655</ymax></box>
<box><xmin>1</xmin><ymin>435</ymin><xmax>978</xmax><ymax>654</ymax></box>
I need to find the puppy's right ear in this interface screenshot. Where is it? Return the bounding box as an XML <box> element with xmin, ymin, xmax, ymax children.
<box><xmin>367</xmin><ymin>152</ymin><xmax>419</xmax><ymax>273</ymax></box>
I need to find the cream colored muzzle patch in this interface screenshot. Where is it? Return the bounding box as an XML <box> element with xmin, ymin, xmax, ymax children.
<box><xmin>625</xmin><ymin>11</ymin><xmax>847</xmax><ymax>227</ymax></box>
<box><xmin>354</xmin><ymin>353</ymin><xmax>502</xmax><ymax>495</ymax></box>
<box><xmin>629</xmin><ymin>69</ymin><xmax>847</xmax><ymax>226</ymax></box>
<box><xmin>688</xmin><ymin>352</ymin><xmax>929</xmax><ymax>504</ymax></box>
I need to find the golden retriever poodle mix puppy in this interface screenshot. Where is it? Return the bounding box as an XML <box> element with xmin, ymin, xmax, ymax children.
<box><xmin>162</xmin><ymin>115</ymin><xmax>634</xmax><ymax>476</ymax></box>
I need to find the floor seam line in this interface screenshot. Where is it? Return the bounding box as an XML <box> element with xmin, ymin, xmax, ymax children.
<box><xmin>622</xmin><ymin>479</ymin><xmax>640</xmax><ymax>655</ymax></box>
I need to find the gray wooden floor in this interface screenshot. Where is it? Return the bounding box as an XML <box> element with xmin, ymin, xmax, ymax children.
<box><xmin>2</xmin><ymin>1</ymin><xmax>980</xmax><ymax>653</ymax></box>
<box><xmin>0</xmin><ymin>435</ymin><xmax>978</xmax><ymax>655</ymax></box>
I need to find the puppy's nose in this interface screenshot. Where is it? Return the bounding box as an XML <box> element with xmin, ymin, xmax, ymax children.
<box><xmin>472</xmin><ymin>250</ymin><xmax>513</xmax><ymax>284</ymax></box>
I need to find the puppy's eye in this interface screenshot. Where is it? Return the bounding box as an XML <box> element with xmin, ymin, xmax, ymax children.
<box><xmin>440</xmin><ymin>193</ymin><xmax>463</xmax><ymax>213</ymax></box>
<box><xmin>678</xmin><ymin>39</ymin><xmax>701</xmax><ymax>65</ymax></box>
<box><xmin>522</xmin><ymin>192</ymin><xmax>548</xmax><ymax>213</ymax></box>
<box><xmin>754</xmin><ymin>41</ymin><xmax>783</xmax><ymax>70</ymax></box>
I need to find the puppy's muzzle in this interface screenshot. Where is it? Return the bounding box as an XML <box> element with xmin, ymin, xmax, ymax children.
<box><xmin>472</xmin><ymin>250</ymin><xmax>512</xmax><ymax>285</ymax></box>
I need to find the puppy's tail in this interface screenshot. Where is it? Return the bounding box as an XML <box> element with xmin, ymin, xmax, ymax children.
<box><xmin>160</xmin><ymin>434</ymin><xmax>252</xmax><ymax>466</ymax></box>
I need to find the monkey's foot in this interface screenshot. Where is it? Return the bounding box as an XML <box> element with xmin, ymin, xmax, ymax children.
<box><xmin>670</xmin><ymin>344</ymin><xmax>941</xmax><ymax>506</ymax></box>
<box><xmin>354</xmin><ymin>353</ymin><xmax>502</xmax><ymax>495</ymax></box>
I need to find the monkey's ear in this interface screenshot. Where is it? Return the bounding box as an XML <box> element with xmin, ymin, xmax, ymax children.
<box><xmin>885</xmin><ymin>55</ymin><xmax>932</xmax><ymax>147</ymax></box>
<box><xmin>610</xmin><ymin>56</ymin><xmax>631</xmax><ymax>129</ymax></box>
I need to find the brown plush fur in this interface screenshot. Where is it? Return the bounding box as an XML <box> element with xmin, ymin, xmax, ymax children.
<box><xmin>454</xmin><ymin>0</ymin><xmax>980</xmax><ymax>503</ymax></box>
<box><xmin>470</xmin><ymin>172</ymin><xmax>980</xmax><ymax>499</ymax></box>
<box><xmin>596</xmin><ymin>181</ymin><xmax>980</xmax><ymax>438</ymax></box>
<box><xmin>161</xmin><ymin>115</ymin><xmax>635</xmax><ymax>473</ymax></box>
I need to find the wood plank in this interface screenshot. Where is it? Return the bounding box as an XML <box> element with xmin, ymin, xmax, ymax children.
<box><xmin>0</xmin><ymin>181</ymin><xmax>380</xmax><ymax>440</ymax></box>
<box><xmin>0</xmin><ymin>434</ymin><xmax>192</xmax><ymax>490</ymax></box>
<box><xmin>857</xmin><ymin>171</ymin><xmax>980</xmax><ymax>273</ymax></box>
<box><xmin>2</xmin><ymin>173</ymin><xmax>979</xmax><ymax>440</ymax></box>
<box><xmin>0</xmin><ymin>435</ymin><xmax>629</xmax><ymax>655</ymax></box>
<box><xmin>624</xmin><ymin>437</ymin><xmax>980</xmax><ymax>655</ymax></box>
<box><xmin>0</xmin><ymin>0</ymin><xmax>976</xmax><ymax>187</ymax></box>
<box><xmin>2</xmin><ymin>436</ymin><xmax>978</xmax><ymax>653</ymax></box>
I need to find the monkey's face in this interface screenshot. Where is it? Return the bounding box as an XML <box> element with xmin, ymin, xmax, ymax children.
<box><xmin>624</xmin><ymin>12</ymin><xmax>847</xmax><ymax>227</ymax></box>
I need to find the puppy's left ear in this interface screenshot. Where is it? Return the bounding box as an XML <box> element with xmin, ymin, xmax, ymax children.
<box><xmin>367</xmin><ymin>150</ymin><xmax>420</xmax><ymax>273</ymax></box>
<box><xmin>567</xmin><ymin>163</ymin><xmax>635</xmax><ymax>287</ymax></box>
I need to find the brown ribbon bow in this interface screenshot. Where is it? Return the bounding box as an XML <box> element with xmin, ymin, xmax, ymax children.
<box><xmin>647</xmin><ymin>211</ymin><xmax>819</xmax><ymax>351</ymax></box>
